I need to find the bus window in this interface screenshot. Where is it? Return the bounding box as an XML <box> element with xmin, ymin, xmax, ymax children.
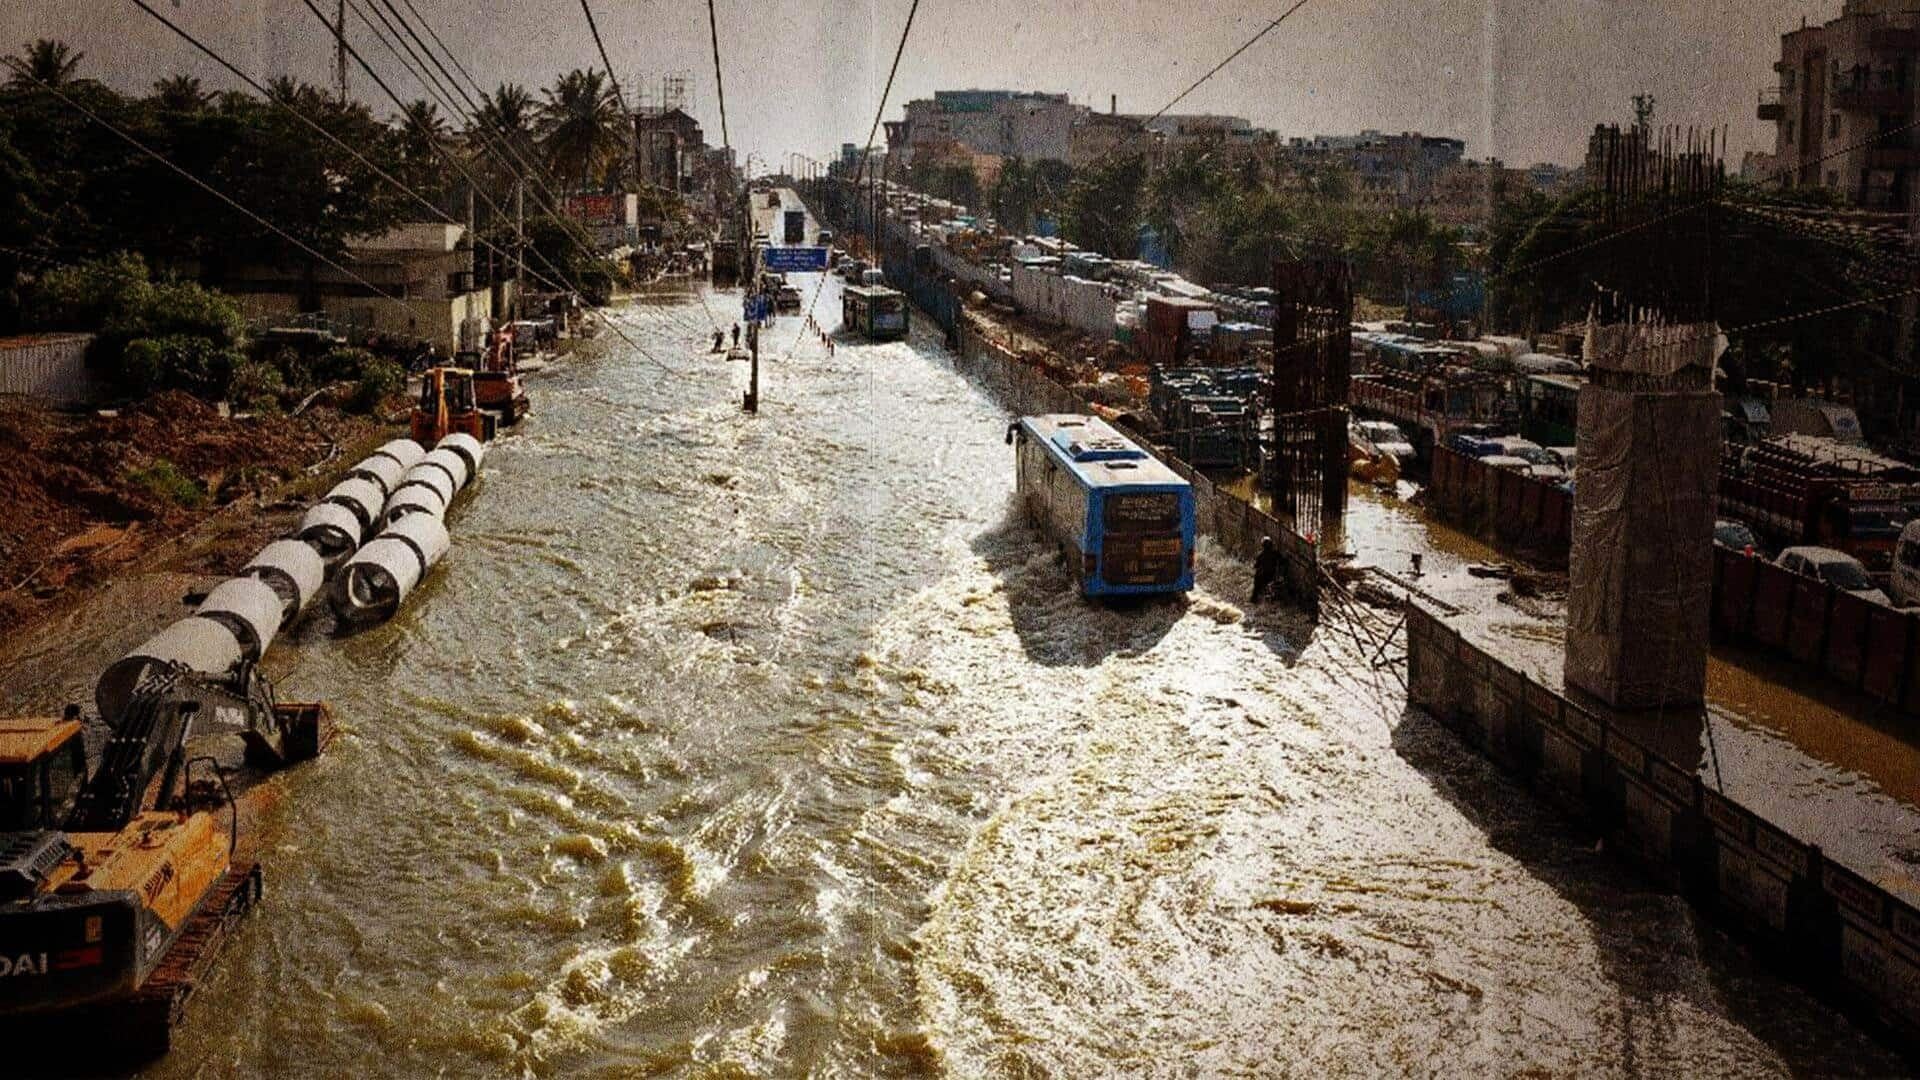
<box><xmin>1102</xmin><ymin>492</ymin><xmax>1180</xmax><ymax>533</ymax></box>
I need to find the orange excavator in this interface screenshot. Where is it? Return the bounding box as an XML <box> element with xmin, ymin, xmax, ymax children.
<box><xmin>411</xmin><ymin>366</ymin><xmax>495</xmax><ymax>444</ymax></box>
<box><xmin>0</xmin><ymin>667</ymin><xmax>329</xmax><ymax>1059</ymax></box>
<box><xmin>471</xmin><ymin>325</ymin><xmax>529</xmax><ymax>429</ymax></box>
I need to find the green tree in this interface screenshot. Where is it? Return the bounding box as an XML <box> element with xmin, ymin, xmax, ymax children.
<box><xmin>539</xmin><ymin>69</ymin><xmax>622</xmax><ymax>192</ymax></box>
<box><xmin>1061</xmin><ymin>154</ymin><xmax>1147</xmax><ymax>258</ymax></box>
<box><xmin>5</xmin><ymin>39</ymin><xmax>85</xmax><ymax>89</ymax></box>
<box><xmin>151</xmin><ymin>75</ymin><xmax>210</xmax><ymax>112</ymax></box>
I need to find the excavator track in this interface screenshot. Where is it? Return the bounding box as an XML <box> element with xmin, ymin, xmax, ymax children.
<box><xmin>125</xmin><ymin>861</ymin><xmax>263</xmax><ymax>1054</ymax></box>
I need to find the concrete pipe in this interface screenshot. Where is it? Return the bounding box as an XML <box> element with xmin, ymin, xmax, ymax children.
<box><xmin>197</xmin><ymin>576</ymin><xmax>285</xmax><ymax>661</ymax></box>
<box><xmin>417</xmin><ymin>447</ymin><xmax>471</xmax><ymax>492</ymax></box>
<box><xmin>380</xmin><ymin>486</ymin><xmax>445</xmax><ymax>527</ymax></box>
<box><xmin>348</xmin><ymin>453</ymin><xmax>407</xmax><ymax>498</ymax></box>
<box><xmin>95</xmin><ymin>616</ymin><xmax>245</xmax><ymax>728</ymax></box>
<box><xmin>384</xmin><ymin>512</ymin><xmax>450</xmax><ymax>573</ymax></box>
<box><xmin>323</xmin><ymin>476</ymin><xmax>386</xmax><ymax>535</ymax></box>
<box><xmin>298</xmin><ymin>501</ymin><xmax>367</xmax><ymax>568</ymax></box>
<box><xmin>389</xmin><ymin>463</ymin><xmax>455</xmax><ymax>516</ymax></box>
<box><xmin>330</xmin><ymin>537</ymin><xmax>425</xmax><ymax>625</ymax></box>
<box><xmin>372</xmin><ymin>438</ymin><xmax>426</xmax><ymax>472</ymax></box>
<box><xmin>437</xmin><ymin>432</ymin><xmax>487</xmax><ymax>476</ymax></box>
<box><xmin>243</xmin><ymin>539</ymin><xmax>326</xmax><ymax>618</ymax></box>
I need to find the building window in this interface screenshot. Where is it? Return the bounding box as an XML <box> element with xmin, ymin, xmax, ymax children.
<box><xmin>1783</xmin><ymin>70</ymin><xmax>1797</xmax><ymax>92</ymax></box>
<box><xmin>1827</xmin><ymin>169</ymin><xmax>1839</xmax><ymax>187</ymax></box>
<box><xmin>1785</xmin><ymin>119</ymin><xmax>1796</xmax><ymax>143</ymax></box>
<box><xmin>1830</xmin><ymin>113</ymin><xmax>1841</xmax><ymax>137</ymax></box>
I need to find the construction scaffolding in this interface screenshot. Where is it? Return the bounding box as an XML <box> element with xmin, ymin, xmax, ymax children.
<box><xmin>1269</xmin><ymin>259</ymin><xmax>1353</xmax><ymax>543</ymax></box>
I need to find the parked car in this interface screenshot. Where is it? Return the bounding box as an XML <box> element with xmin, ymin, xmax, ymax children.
<box><xmin>1480</xmin><ymin>454</ymin><xmax>1536</xmax><ymax>475</ymax></box>
<box><xmin>1546</xmin><ymin>447</ymin><xmax>1577</xmax><ymax>473</ymax></box>
<box><xmin>1777</xmin><ymin>545</ymin><xmax>1892</xmax><ymax>606</ymax></box>
<box><xmin>1714</xmin><ymin>518</ymin><xmax>1762</xmax><ymax>555</ymax></box>
<box><xmin>1894</xmin><ymin>519</ymin><xmax>1920</xmax><ymax>608</ymax></box>
<box><xmin>1351</xmin><ymin>419</ymin><xmax>1415</xmax><ymax>465</ymax></box>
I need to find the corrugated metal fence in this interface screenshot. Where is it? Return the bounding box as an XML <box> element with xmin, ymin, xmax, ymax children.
<box><xmin>0</xmin><ymin>333</ymin><xmax>98</xmax><ymax>406</ymax></box>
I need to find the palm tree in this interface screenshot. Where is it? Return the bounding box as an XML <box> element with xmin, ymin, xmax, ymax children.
<box><xmin>538</xmin><ymin>69</ymin><xmax>622</xmax><ymax>193</ymax></box>
<box><xmin>5</xmin><ymin>39</ymin><xmax>83</xmax><ymax>88</ymax></box>
<box><xmin>151</xmin><ymin>74</ymin><xmax>210</xmax><ymax>112</ymax></box>
<box><xmin>397</xmin><ymin>98</ymin><xmax>450</xmax><ymax>163</ymax></box>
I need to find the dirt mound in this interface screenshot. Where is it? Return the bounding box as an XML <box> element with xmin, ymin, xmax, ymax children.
<box><xmin>0</xmin><ymin>396</ymin><xmax>385</xmax><ymax>639</ymax></box>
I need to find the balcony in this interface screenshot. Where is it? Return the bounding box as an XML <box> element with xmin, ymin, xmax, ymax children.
<box><xmin>1757</xmin><ymin>88</ymin><xmax>1783</xmax><ymax>121</ymax></box>
<box><xmin>1832</xmin><ymin>84</ymin><xmax>1909</xmax><ymax>112</ymax></box>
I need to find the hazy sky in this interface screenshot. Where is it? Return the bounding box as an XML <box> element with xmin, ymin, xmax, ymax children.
<box><xmin>3</xmin><ymin>0</ymin><xmax>1842</xmax><ymax>170</ymax></box>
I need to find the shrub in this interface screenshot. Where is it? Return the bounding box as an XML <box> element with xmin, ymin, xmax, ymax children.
<box><xmin>118</xmin><ymin>334</ymin><xmax>241</xmax><ymax>398</ymax></box>
<box><xmin>127</xmin><ymin>458</ymin><xmax>207</xmax><ymax>509</ymax></box>
<box><xmin>228</xmin><ymin>357</ymin><xmax>286</xmax><ymax>412</ymax></box>
<box><xmin>348</xmin><ymin>355</ymin><xmax>404</xmax><ymax>415</ymax></box>
<box><xmin>316</xmin><ymin>345</ymin><xmax>378</xmax><ymax>384</ymax></box>
<box><xmin>24</xmin><ymin>252</ymin><xmax>151</xmax><ymax>330</ymax></box>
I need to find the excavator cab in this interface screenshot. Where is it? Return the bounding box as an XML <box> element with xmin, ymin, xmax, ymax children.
<box><xmin>410</xmin><ymin>366</ymin><xmax>495</xmax><ymax>445</ymax></box>
<box><xmin>0</xmin><ymin>716</ymin><xmax>86</xmax><ymax>833</ymax></box>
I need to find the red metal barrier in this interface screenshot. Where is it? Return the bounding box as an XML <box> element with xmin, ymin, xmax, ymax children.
<box><xmin>1715</xmin><ymin>549</ymin><xmax>1758</xmax><ymax>635</ymax></box>
<box><xmin>1749</xmin><ymin>561</ymin><xmax>1795</xmax><ymax>649</ymax></box>
<box><xmin>1787</xmin><ymin>579</ymin><xmax>1832</xmax><ymax>665</ymax></box>
<box><xmin>1862</xmin><ymin>609</ymin><xmax>1912</xmax><ymax>707</ymax></box>
<box><xmin>1905</xmin><ymin>628</ymin><xmax>1920</xmax><ymax>716</ymax></box>
<box><xmin>1823</xmin><ymin>592</ymin><xmax>1873</xmax><ymax>689</ymax></box>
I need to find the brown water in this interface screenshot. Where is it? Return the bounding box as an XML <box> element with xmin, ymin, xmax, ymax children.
<box><xmin>134</xmin><ymin>261</ymin><xmax>1911</xmax><ymax>1075</ymax></box>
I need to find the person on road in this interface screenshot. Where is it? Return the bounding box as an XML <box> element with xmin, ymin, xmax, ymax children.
<box><xmin>1251</xmin><ymin>536</ymin><xmax>1279</xmax><ymax>605</ymax></box>
<box><xmin>731</xmin><ymin>323</ymin><xmax>741</xmax><ymax>348</ymax></box>
<box><xmin>712</xmin><ymin>330</ymin><xmax>724</xmax><ymax>353</ymax></box>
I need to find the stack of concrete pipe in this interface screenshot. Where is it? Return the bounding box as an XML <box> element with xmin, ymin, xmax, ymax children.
<box><xmin>329</xmin><ymin>434</ymin><xmax>482</xmax><ymax>624</ymax></box>
<box><xmin>92</xmin><ymin>435</ymin><xmax>484</xmax><ymax>723</ymax></box>
<box><xmin>296</xmin><ymin>441</ymin><xmax>427</xmax><ymax>568</ymax></box>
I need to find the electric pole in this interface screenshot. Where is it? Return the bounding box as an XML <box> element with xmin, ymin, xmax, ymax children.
<box><xmin>514</xmin><ymin>179</ymin><xmax>525</xmax><ymax>320</ymax></box>
<box><xmin>333</xmin><ymin>0</ymin><xmax>348</xmax><ymax>105</ymax></box>
<box><xmin>745</xmin><ymin>320</ymin><xmax>759</xmax><ymax>412</ymax></box>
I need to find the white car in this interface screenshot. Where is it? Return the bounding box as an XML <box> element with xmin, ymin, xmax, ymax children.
<box><xmin>1351</xmin><ymin>419</ymin><xmax>1415</xmax><ymax>464</ymax></box>
<box><xmin>1778</xmin><ymin>545</ymin><xmax>1892</xmax><ymax>607</ymax></box>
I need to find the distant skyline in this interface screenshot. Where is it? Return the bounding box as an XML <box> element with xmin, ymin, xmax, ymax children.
<box><xmin>3</xmin><ymin>0</ymin><xmax>1844</xmax><ymax>171</ymax></box>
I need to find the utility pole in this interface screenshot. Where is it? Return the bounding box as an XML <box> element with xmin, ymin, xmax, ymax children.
<box><xmin>333</xmin><ymin>0</ymin><xmax>348</xmax><ymax>105</ymax></box>
<box><xmin>514</xmin><ymin>179</ymin><xmax>525</xmax><ymax>320</ymax></box>
<box><xmin>744</xmin><ymin>320</ymin><xmax>759</xmax><ymax>412</ymax></box>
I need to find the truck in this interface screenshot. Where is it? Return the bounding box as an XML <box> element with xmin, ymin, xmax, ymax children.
<box><xmin>1719</xmin><ymin>433</ymin><xmax>1920</xmax><ymax>577</ymax></box>
<box><xmin>783</xmin><ymin>209</ymin><xmax>806</xmax><ymax>245</ymax></box>
<box><xmin>1350</xmin><ymin>368</ymin><xmax>1510</xmax><ymax>462</ymax></box>
<box><xmin>1140</xmin><ymin>296</ymin><xmax>1217</xmax><ymax>368</ymax></box>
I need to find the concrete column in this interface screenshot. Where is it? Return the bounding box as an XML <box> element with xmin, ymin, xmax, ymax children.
<box><xmin>1564</xmin><ymin>319</ymin><xmax>1723</xmax><ymax>710</ymax></box>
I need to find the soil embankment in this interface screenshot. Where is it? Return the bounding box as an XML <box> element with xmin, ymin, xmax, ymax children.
<box><xmin>0</xmin><ymin>391</ymin><xmax>388</xmax><ymax>648</ymax></box>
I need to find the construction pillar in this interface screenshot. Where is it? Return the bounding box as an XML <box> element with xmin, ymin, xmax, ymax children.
<box><xmin>1564</xmin><ymin>317</ymin><xmax>1724</xmax><ymax>710</ymax></box>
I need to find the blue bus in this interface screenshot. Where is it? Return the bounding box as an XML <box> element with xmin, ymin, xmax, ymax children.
<box><xmin>1008</xmin><ymin>414</ymin><xmax>1196</xmax><ymax>598</ymax></box>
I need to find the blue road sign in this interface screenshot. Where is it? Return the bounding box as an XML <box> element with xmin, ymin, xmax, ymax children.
<box><xmin>743</xmin><ymin>295</ymin><xmax>770</xmax><ymax>322</ymax></box>
<box><xmin>762</xmin><ymin>246</ymin><xmax>829</xmax><ymax>272</ymax></box>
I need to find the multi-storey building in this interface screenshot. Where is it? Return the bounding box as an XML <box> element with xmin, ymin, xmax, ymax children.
<box><xmin>890</xmin><ymin>90</ymin><xmax>1084</xmax><ymax>168</ymax></box>
<box><xmin>1759</xmin><ymin>0</ymin><xmax>1919</xmax><ymax>209</ymax></box>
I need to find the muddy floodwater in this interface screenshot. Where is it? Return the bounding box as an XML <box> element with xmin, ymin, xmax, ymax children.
<box><xmin>93</xmin><ymin>268</ymin><xmax>1908</xmax><ymax>1076</ymax></box>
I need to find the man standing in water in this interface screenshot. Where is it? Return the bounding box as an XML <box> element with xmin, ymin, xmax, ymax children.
<box><xmin>1251</xmin><ymin>536</ymin><xmax>1279</xmax><ymax>604</ymax></box>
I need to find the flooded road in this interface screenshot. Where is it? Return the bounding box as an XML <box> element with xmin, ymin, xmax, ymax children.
<box><xmin>134</xmin><ymin>267</ymin><xmax>1910</xmax><ymax>1076</ymax></box>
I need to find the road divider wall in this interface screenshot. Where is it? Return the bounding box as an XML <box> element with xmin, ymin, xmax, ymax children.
<box><xmin>1406</xmin><ymin>603</ymin><xmax>1920</xmax><ymax>1044</ymax></box>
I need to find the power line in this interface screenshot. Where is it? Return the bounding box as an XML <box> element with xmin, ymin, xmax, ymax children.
<box><xmin>1143</xmin><ymin>0</ymin><xmax>1313</xmax><ymax>131</ymax></box>
<box><xmin>577</xmin><ymin>0</ymin><xmax>633</xmax><ymax>118</ymax></box>
<box><xmin>294</xmin><ymin>0</ymin><xmax>695</xmax><ymax>371</ymax></box>
<box><xmin>705</xmin><ymin>0</ymin><xmax>731</xmax><ymax>153</ymax></box>
<box><xmin>788</xmin><ymin>0</ymin><xmax>923</xmax><ymax>352</ymax></box>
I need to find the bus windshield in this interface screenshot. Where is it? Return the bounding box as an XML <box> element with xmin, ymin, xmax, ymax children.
<box><xmin>1103</xmin><ymin>492</ymin><xmax>1180</xmax><ymax>533</ymax></box>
